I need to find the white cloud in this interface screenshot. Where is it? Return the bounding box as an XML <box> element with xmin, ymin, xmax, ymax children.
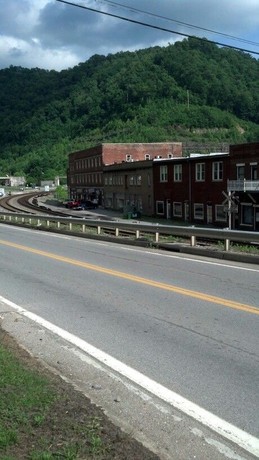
<box><xmin>0</xmin><ymin>0</ymin><xmax>258</xmax><ymax>70</ymax></box>
<box><xmin>0</xmin><ymin>34</ymin><xmax>78</xmax><ymax>70</ymax></box>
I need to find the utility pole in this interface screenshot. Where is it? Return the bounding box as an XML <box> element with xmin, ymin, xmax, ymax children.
<box><xmin>187</xmin><ymin>90</ymin><xmax>190</xmax><ymax>109</ymax></box>
<box><xmin>227</xmin><ymin>190</ymin><xmax>232</xmax><ymax>230</ymax></box>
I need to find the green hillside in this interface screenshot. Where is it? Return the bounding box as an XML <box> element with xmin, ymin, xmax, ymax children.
<box><xmin>0</xmin><ymin>37</ymin><xmax>258</xmax><ymax>184</ymax></box>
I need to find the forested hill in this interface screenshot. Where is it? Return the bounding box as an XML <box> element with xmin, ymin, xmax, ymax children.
<box><xmin>0</xmin><ymin>37</ymin><xmax>259</xmax><ymax>184</ymax></box>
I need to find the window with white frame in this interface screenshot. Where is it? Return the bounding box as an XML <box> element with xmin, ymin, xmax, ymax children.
<box><xmin>195</xmin><ymin>163</ymin><xmax>205</xmax><ymax>181</ymax></box>
<box><xmin>126</xmin><ymin>154</ymin><xmax>132</xmax><ymax>162</ymax></box>
<box><xmin>194</xmin><ymin>203</ymin><xmax>204</xmax><ymax>219</ymax></box>
<box><xmin>145</xmin><ymin>154</ymin><xmax>150</xmax><ymax>160</ymax></box>
<box><xmin>160</xmin><ymin>165</ymin><xmax>168</xmax><ymax>182</ymax></box>
<box><xmin>173</xmin><ymin>202</ymin><xmax>182</xmax><ymax>217</ymax></box>
<box><xmin>212</xmin><ymin>161</ymin><xmax>223</xmax><ymax>181</ymax></box>
<box><xmin>215</xmin><ymin>205</ymin><xmax>227</xmax><ymax>222</ymax></box>
<box><xmin>137</xmin><ymin>175</ymin><xmax>142</xmax><ymax>185</ymax></box>
<box><xmin>174</xmin><ymin>164</ymin><xmax>182</xmax><ymax>182</ymax></box>
<box><xmin>156</xmin><ymin>201</ymin><xmax>164</xmax><ymax>215</ymax></box>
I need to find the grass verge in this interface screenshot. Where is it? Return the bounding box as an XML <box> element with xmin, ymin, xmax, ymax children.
<box><xmin>0</xmin><ymin>328</ymin><xmax>159</xmax><ymax>460</ymax></box>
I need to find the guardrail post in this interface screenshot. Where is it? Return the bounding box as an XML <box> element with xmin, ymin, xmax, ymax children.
<box><xmin>57</xmin><ymin>221</ymin><xmax>60</xmax><ymax>229</ymax></box>
<box><xmin>69</xmin><ymin>222</ymin><xmax>72</xmax><ymax>231</ymax></box>
<box><xmin>190</xmin><ymin>235</ymin><xmax>196</xmax><ymax>246</ymax></box>
<box><xmin>97</xmin><ymin>226</ymin><xmax>101</xmax><ymax>235</ymax></box>
<box><xmin>47</xmin><ymin>220</ymin><xmax>50</xmax><ymax>227</ymax></box>
<box><xmin>155</xmin><ymin>232</ymin><xmax>159</xmax><ymax>243</ymax></box>
<box><xmin>136</xmin><ymin>230</ymin><xmax>140</xmax><ymax>239</ymax></box>
<box><xmin>115</xmin><ymin>227</ymin><xmax>119</xmax><ymax>237</ymax></box>
<box><xmin>9</xmin><ymin>216</ymin><xmax>12</xmax><ymax>222</ymax></box>
<box><xmin>37</xmin><ymin>219</ymin><xmax>40</xmax><ymax>226</ymax></box>
<box><xmin>22</xmin><ymin>217</ymin><xmax>25</xmax><ymax>223</ymax></box>
<box><xmin>225</xmin><ymin>239</ymin><xmax>230</xmax><ymax>251</ymax></box>
<box><xmin>82</xmin><ymin>224</ymin><xmax>85</xmax><ymax>233</ymax></box>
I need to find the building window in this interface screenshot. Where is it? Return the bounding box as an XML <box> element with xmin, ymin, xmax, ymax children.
<box><xmin>145</xmin><ymin>154</ymin><xmax>150</xmax><ymax>160</ymax></box>
<box><xmin>250</xmin><ymin>163</ymin><xmax>258</xmax><ymax>180</ymax></box>
<box><xmin>194</xmin><ymin>203</ymin><xmax>204</xmax><ymax>220</ymax></box>
<box><xmin>174</xmin><ymin>164</ymin><xmax>182</xmax><ymax>182</ymax></box>
<box><xmin>212</xmin><ymin>161</ymin><xmax>223</xmax><ymax>181</ymax></box>
<box><xmin>195</xmin><ymin>163</ymin><xmax>205</xmax><ymax>181</ymax></box>
<box><xmin>173</xmin><ymin>202</ymin><xmax>182</xmax><ymax>217</ymax></box>
<box><xmin>137</xmin><ymin>175</ymin><xmax>142</xmax><ymax>185</ymax></box>
<box><xmin>147</xmin><ymin>173</ymin><xmax>151</xmax><ymax>186</ymax></box>
<box><xmin>126</xmin><ymin>154</ymin><xmax>132</xmax><ymax>162</ymax></box>
<box><xmin>160</xmin><ymin>165</ymin><xmax>168</xmax><ymax>182</ymax></box>
<box><xmin>236</xmin><ymin>164</ymin><xmax>245</xmax><ymax>180</ymax></box>
<box><xmin>156</xmin><ymin>201</ymin><xmax>164</xmax><ymax>215</ymax></box>
<box><xmin>168</xmin><ymin>153</ymin><xmax>173</xmax><ymax>159</ymax></box>
<box><xmin>241</xmin><ymin>204</ymin><xmax>253</xmax><ymax>226</ymax></box>
<box><xmin>109</xmin><ymin>177</ymin><xmax>112</xmax><ymax>185</ymax></box>
<box><xmin>215</xmin><ymin>205</ymin><xmax>227</xmax><ymax>222</ymax></box>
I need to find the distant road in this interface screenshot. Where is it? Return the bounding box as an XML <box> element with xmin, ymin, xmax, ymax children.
<box><xmin>0</xmin><ymin>224</ymin><xmax>259</xmax><ymax>447</ymax></box>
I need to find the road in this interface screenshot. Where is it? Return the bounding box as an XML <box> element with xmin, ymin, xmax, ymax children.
<box><xmin>0</xmin><ymin>223</ymin><xmax>259</xmax><ymax>459</ymax></box>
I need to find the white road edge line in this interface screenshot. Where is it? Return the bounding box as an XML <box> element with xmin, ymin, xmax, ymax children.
<box><xmin>1</xmin><ymin>294</ymin><xmax>259</xmax><ymax>458</ymax></box>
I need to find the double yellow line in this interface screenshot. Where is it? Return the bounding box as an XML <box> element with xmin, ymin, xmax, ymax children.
<box><xmin>1</xmin><ymin>239</ymin><xmax>258</xmax><ymax>315</ymax></box>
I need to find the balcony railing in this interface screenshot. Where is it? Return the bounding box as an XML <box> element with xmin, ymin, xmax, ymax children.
<box><xmin>227</xmin><ymin>179</ymin><xmax>259</xmax><ymax>192</ymax></box>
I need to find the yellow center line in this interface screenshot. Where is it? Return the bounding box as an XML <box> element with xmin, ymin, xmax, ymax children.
<box><xmin>1</xmin><ymin>239</ymin><xmax>259</xmax><ymax>315</ymax></box>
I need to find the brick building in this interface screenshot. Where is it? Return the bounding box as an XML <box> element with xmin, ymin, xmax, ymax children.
<box><xmin>227</xmin><ymin>142</ymin><xmax>259</xmax><ymax>230</ymax></box>
<box><xmin>68</xmin><ymin>142</ymin><xmax>182</xmax><ymax>204</ymax></box>
<box><xmin>153</xmin><ymin>153</ymin><xmax>230</xmax><ymax>225</ymax></box>
<box><xmin>153</xmin><ymin>142</ymin><xmax>259</xmax><ymax>230</ymax></box>
<box><xmin>67</xmin><ymin>141</ymin><xmax>259</xmax><ymax>230</ymax></box>
<box><xmin>103</xmin><ymin>160</ymin><xmax>154</xmax><ymax>216</ymax></box>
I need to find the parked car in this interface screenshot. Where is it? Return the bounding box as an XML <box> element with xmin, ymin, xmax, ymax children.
<box><xmin>65</xmin><ymin>200</ymin><xmax>81</xmax><ymax>209</ymax></box>
<box><xmin>81</xmin><ymin>200</ymin><xmax>98</xmax><ymax>210</ymax></box>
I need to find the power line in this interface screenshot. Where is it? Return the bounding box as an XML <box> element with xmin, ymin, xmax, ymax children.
<box><xmin>56</xmin><ymin>0</ymin><xmax>259</xmax><ymax>56</ymax></box>
<box><xmin>97</xmin><ymin>0</ymin><xmax>259</xmax><ymax>47</ymax></box>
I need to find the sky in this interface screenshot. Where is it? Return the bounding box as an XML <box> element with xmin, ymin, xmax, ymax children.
<box><xmin>0</xmin><ymin>0</ymin><xmax>259</xmax><ymax>71</ymax></box>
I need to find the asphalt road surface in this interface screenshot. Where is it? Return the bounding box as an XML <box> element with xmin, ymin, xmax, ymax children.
<box><xmin>0</xmin><ymin>223</ymin><xmax>258</xmax><ymax>459</ymax></box>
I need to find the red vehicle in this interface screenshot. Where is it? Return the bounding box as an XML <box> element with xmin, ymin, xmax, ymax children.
<box><xmin>65</xmin><ymin>200</ymin><xmax>81</xmax><ymax>209</ymax></box>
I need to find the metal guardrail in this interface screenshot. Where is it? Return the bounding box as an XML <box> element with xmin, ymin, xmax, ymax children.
<box><xmin>1</xmin><ymin>211</ymin><xmax>259</xmax><ymax>252</ymax></box>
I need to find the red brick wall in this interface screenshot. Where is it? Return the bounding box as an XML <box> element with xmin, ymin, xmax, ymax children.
<box><xmin>102</xmin><ymin>143</ymin><xmax>182</xmax><ymax>165</ymax></box>
<box><xmin>229</xmin><ymin>143</ymin><xmax>259</xmax><ymax>179</ymax></box>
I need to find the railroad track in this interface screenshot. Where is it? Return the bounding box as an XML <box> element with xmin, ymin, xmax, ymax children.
<box><xmin>0</xmin><ymin>192</ymin><xmax>76</xmax><ymax>217</ymax></box>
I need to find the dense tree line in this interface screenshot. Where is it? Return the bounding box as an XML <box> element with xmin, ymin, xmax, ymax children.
<box><xmin>0</xmin><ymin>38</ymin><xmax>258</xmax><ymax>183</ymax></box>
